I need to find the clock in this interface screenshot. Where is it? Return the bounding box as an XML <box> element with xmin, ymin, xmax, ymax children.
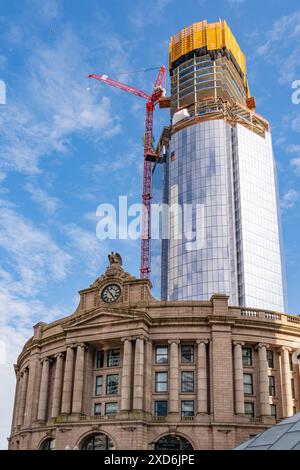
<box><xmin>101</xmin><ymin>284</ymin><xmax>121</xmax><ymax>303</ymax></box>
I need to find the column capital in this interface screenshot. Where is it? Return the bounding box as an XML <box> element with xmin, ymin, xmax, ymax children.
<box><xmin>41</xmin><ymin>357</ymin><xmax>52</xmax><ymax>364</ymax></box>
<box><xmin>168</xmin><ymin>339</ymin><xmax>180</xmax><ymax>345</ymax></box>
<box><xmin>133</xmin><ymin>335</ymin><xmax>146</xmax><ymax>342</ymax></box>
<box><xmin>233</xmin><ymin>341</ymin><xmax>245</xmax><ymax>347</ymax></box>
<box><xmin>256</xmin><ymin>343</ymin><xmax>269</xmax><ymax>351</ymax></box>
<box><xmin>121</xmin><ymin>336</ymin><xmax>133</xmax><ymax>343</ymax></box>
<box><xmin>54</xmin><ymin>352</ymin><xmax>65</xmax><ymax>359</ymax></box>
<box><xmin>75</xmin><ymin>342</ymin><xmax>88</xmax><ymax>350</ymax></box>
<box><xmin>281</xmin><ymin>346</ymin><xmax>292</xmax><ymax>353</ymax></box>
<box><xmin>196</xmin><ymin>339</ymin><xmax>209</xmax><ymax>345</ymax></box>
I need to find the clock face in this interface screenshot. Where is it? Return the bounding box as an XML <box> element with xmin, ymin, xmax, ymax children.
<box><xmin>101</xmin><ymin>284</ymin><xmax>121</xmax><ymax>303</ymax></box>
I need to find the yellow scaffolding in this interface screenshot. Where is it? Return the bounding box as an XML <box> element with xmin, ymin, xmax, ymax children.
<box><xmin>169</xmin><ymin>19</ymin><xmax>247</xmax><ymax>86</ymax></box>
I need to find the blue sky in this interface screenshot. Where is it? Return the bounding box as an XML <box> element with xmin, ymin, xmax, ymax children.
<box><xmin>0</xmin><ymin>0</ymin><xmax>300</xmax><ymax>449</ymax></box>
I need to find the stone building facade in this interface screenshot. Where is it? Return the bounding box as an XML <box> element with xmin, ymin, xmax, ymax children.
<box><xmin>9</xmin><ymin>256</ymin><xmax>300</xmax><ymax>450</ymax></box>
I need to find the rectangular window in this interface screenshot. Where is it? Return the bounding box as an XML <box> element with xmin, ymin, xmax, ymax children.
<box><xmin>106</xmin><ymin>374</ymin><xmax>119</xmax><ymax>395</ymax></box>
<box><xmin>95</xmin><ymin>376</ymin><xmax>103</xmax><ymax>396</ymax></box>
<box><xmin>289</xmin><ymin>354</ymin><xmax>294</xmax><ymax>372</ymax></box>
<box><xmin>107</xmin><ymin>349</ymin><xmax>120</xmax><ymax>367</ymax></box>
<box><xmin>181</xmin><ymin>371</ymin><xmax>194</xmax><ymax>392</ymax></box>
<box><xmin>181</xmin><ymin>345</ymin><xmax>194</xmax><ymax>363</ymax></box>
<box><xmin>154</xmin><ymin>400</ymin><xmax>168</xmax><ymax>417</ymax></box>
<box><xmin>94</xmin><ymin>403</ymin><xmax>101</xmax><ymax>415</ymax></box>
<box><xmin>269</xmin><ymin>376</ymin><xmax>276</xmax><ymax>396</ymax></box>
<box><xmin>243</xmin><ymin>374</ymin><xmax>253</xmax><ymax>395</ymax></box>
<box><xmin>242</xmin><ymin>347</ymin><xmax>252</xmax><ymax>367</ymax></box>
<box><xmin>181</xmin><ymin>400</ymin><xmax>194</xmax><ymax>417</ymax></box>
<box><xmin>155</xmin><ymin>346</ymin><xmax>168</xmax><ymax>364</ymax></box>
<box><xmin>291</xmin><ymin>378</ymin><xmax>295</xmax><ymax>399</ymax></box>
<box><xmin>244</xmin><ymin>402</ymin><xmax>255</xmax><ymax>418</ymax></box>
<box><xmin>270</xmin><ymin>404</ymin><xmax>277</xmax><ymax>419</ymax></box>
<box><xmin>267</xmin><ymin>350</ymin><xmax>274</xmax><ymax>369</ymax></box>
<box><xmin>96</xmin><ymin>350</ymin><xmax>104</xmax><ymax>368</ymax></box>
<box><xmin>105</xmin><ymin>402</ymin><xmax>118</xmax><ymax>415</ymax></box>
<box><xmin>155</xmin><ymin>372</ymin><xmax>168</xmax><ymax>392</ymax></box>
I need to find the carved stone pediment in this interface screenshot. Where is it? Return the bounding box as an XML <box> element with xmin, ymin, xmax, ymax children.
<box><xmin>64</xmin><ymin>307</ymin><xmax>149</xmax><ymax>331</ymax></box>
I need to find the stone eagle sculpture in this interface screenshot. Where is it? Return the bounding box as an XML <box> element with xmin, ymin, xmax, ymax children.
<box><xmin>108</xmin><ymin>252</ymin><xmax>123</xmax><ymax>267</ymax></box>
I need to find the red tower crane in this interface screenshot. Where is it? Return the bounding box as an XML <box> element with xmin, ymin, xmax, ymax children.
<box><xmin>88</xmin><ymin>66</ymin><xmax>166</xmax><ymax>279</ymax></box>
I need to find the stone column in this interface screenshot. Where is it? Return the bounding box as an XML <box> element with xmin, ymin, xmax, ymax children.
<box><xmin>196</xmin><ymin>340</ymin><xmax>208</xmax><ymax>414</ymax></box>
<box><xmin>37</xmin><ymin>358</ymin><xmax>51</xmax><ymax>421</ymax></box>
<box><xmin>51</xmin><ymin>353</ymin><xmax>65</xmax><ymax>418</ymax></box>
<box><xmin>17</xmin><ymin>368</ymin><xmax>29</xmax><ymax>426</ymax></box>
<box><xmin>281</xmin><ymin>347</ymin><xmax>293</xmax><ymax>417</ymax></box>
<box><xmin>133</xmin><ymin>336</ymin><xmax>145</xmax><ymax>411</ymax></box>
<box><xmin>257</xmin><ymin>344</ymin><xmax>271</xmax><ymax>417</ymax></box>
<box><xmin>11</xmin><ymin>368</ymin><xmax>21</xmax><ymax>431</ymax></box>
<box><xmin>233</xmin><ymin>342</ymin><xmax>245</xmax><ymax>415</ymax></box>
<box><xmin>145</xmin><ymin>340</ymin><xmax>153</xmax><ymax>414</ymax></box>
<box><xmin>168</xmin><ymin>340</ymin><xmax>180</xmax><ymax>414</ymax></box>
<box><xmin>120</xmin><ymin>337</ymin><xmax>133</xmax><ymax>411</ymax></box>
<box><xmin>72</xmin><ymin>344</ymin><xmax>86</xmax><ymax>414</ymax></box>
<box><xmin>61</xmin><ymin>346</ymin><xmax>75</xmax><ymax>414</ymax></box>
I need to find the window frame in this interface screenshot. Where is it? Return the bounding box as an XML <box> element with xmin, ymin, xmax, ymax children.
<box><xmin>267</xmin><ymin>350</ymin><xmax>274</xmax><ymax>369</ymax></box>
<box><xmin>270</xmin><ymin>404</ymin><xmax>277</xmax><ymax>419</ymax></box>
<box><xmin>96</xmin><ymin>350</ymin><xmax>104</xmax><ymax>369</ymax></box>
<box><xmin>155</xmin><ymin>346</ymin><xmax>168</xmax><ymax>364</ymax></box>
<box><xmin>95</xmin><ymin>375</ymin><xmax>103</xmax><ymax>396</ymax></box>
<box><xmin>181</xmin><ymin>400</ymin><xmax>194</xmax><ymax>417</ymax></box>
<box><xmin>242</xmin><ymin>347</ymin><xmax>253</xmax><ymax>367</ymax></box>
<box><xmin>105</xmin><ymin>402</ymin><xmax>118</xmax><ymax>415</ymax></box>
<box><xmin>94</xmin><ymin>403</ymin><xmax>101</xmax><ymax>415</ymax></box>
<box><xmin>181</xmin><ymin>371</ymin><xmax>194</xmax><ymax>393</ymax></box>
<box><xmin>107</xmin><ymin>349</ymin><xmax>120</xmax><ymax>368</ymax></box>
<box><xmin>106</xmin><ymin>374</ymin><xmax>119</xmax><ymax>395</ymax></box>
<box><xmin>181</xmin><ymin>345</ymin><xmax>194</xmax><ymax>364</ymax></box>
<box><xmin>243</xmin><ymin>373</ymin><xmax>253</xmax><ymax>395</ymax></box>
<box><xmin>154</xmin><ymin>400</ymin><xmax>168</xmax><ymax>417</ymax></box>
<box><xmin>155</xmin><ymin>371</ymin><xmax>168</xmax><ymax>392</ymax></box>
<box><xmin>268</xmin><ymin>376</ymin><xmax>276</xmax><ymax>397</ymax></box>
<box><xmin>244</xmin><ymin>402</ymin><xmax>255</xmax><ymax>418</ymax></box>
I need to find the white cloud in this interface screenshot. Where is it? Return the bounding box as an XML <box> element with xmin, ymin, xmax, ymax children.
<box><xmin>287</xmin><ymin>144</ymin><xmax>300</xmax><ymax>153</ymax></box>
<box><xmin>64</xmin><ymin>223</ymin><xmax>108</xmax><ymax>276</ymax></box>
<box><xmin>24</xmin><ymin>181</ymin><xmax>60</xmax><ymax>214</ymax></box>
<box><xmin>256</xmin><ymin>10</ymin><xmax>300</xmax><ymax>84</ymax></box>
<box><xmin>0</xmin><ymin>291</ymin><xmax>65</xmax><ymax>449</ymax></box>
<box><xmin>33</xmin><ymin>0</ymin><xmax>61</xmax><ymax>19</ymax></box>
<box><xmin>227</xmin><ymin>0</ymin><xmax>245</xmax><ymax>6</ymax></box>
<box><xmin>0</xmin><ymin>201</ymin><xmax>72</xmax><ymax>448</ymax></box>
<box><xmin>131</xmin><ymin>0</ymin><xmax>172</xmax><ymax>29</ymax></box>
<box><xmin>0</xmin><ymin>202</ymin><xmax>71</xmax><ymax>295</ymax></box>
<box><xmin>290</xmin><ymin>157</ymin><xmax>300</xmax><ymax>175</ymax></box>
<box><xmin>0</xmin><ymin>28</ymin><xmax>121</xmax><ymax>175</ymax></box>
<box><xmin>280</xmin><ymin>189</ymin><xmax>300</xmax><ymax>209</ymax></box>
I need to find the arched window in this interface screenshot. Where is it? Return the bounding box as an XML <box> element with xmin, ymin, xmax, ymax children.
<box><xmin>40</xmin><ymin>438</ymin><xmax>55</xmax><ymax>450</ymax></box>
<box><xmin>81</xmin><ymin>433</ymin><xmax>114</xmax><ymax>450</ymax></box>
<box><xmin>154</xmin><ymin>435</ymin><xmax>193</xmax><ymax>451</ymax></box>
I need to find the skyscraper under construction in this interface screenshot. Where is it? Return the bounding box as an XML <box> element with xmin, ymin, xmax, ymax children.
<box><xmin>152</xmin><ymin>19</ymin><xmax>285</xmax><ymax>312</ymax></box>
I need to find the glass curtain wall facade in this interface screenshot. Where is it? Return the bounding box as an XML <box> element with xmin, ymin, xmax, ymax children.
<box><xmin>151</xmin><ymin>20</ymin><xmax>285</xmax><ymax>311</ymax></box>
<box><xmin>167</xmin><ymin>120</ymin><xmax>238</xmax><ymax>303</ymax></box>
<box><xmin>160</xmin><ymin>120</ymin><xmax>285</xmax><ymax>311</ymax></box>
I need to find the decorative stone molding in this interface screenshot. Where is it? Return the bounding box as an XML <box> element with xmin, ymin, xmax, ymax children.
<box><xmin>196</xmin><ymin>339</ymin><xmax>209</xmax><ymax>345</ymax></box>
<box><xmin>168</xmin><ymin>339</ymin><xmax>180</xmax><ymax>345</ymax></box>
<box><xmin>233</xmin><ymin>341</ymin><xmax>245</xmax><ymax>347</ymax></box>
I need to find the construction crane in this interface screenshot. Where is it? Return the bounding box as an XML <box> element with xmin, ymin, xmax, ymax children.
<box><xmin>88</xmin><ymin>66</ymin><xmax>167</xmax><ymax>279</ymax></box>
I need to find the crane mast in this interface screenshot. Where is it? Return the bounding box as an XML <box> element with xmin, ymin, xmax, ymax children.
<box><xmin>88</xmin><ymin>66</ymin><xmax>166</xmax><ymax>279</ymax></box>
